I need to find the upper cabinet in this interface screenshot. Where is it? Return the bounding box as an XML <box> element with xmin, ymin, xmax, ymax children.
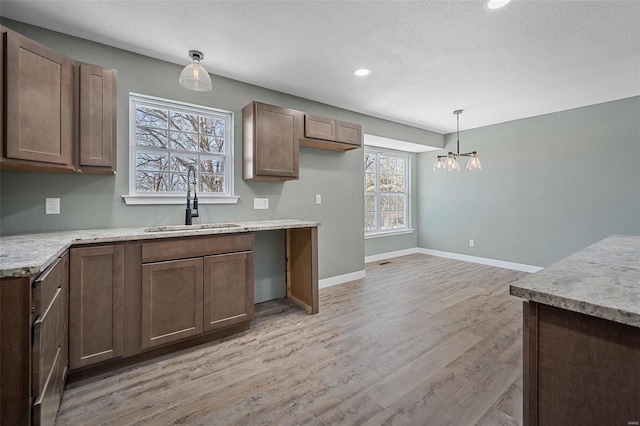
<box><xmin>243</xmin><ymin>101</ymin><xmax>302</xmax><ymax>181</ymax></box>
<box><xmin>242</xmin><ymin>101</ymin><xmax>363</xmax><ymax>181</ymax></box>
<box><xmin>1</xmin><ymin>26</ymin><xmax>117</xmax><ymax>174</ymax></box>
<box><xmin>300</xmin><ymin>114</ymin><xmax>362</xmax><ymax>151</ymax></box>
<box><xmin>3</xmin><ymin>29</ymin><xmax>76</xmax><ymax>169</ymax></box>
<box><xmin>78</xmin><ymin>63</ymin><xmax>117</xmax><ymax>173</ymax></box>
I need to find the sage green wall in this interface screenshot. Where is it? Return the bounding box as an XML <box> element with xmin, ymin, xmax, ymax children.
<box><xmin>417</xmin><ymin>96</ymin><xmax>640</xmax><ymax>267</ymax></box>
<box><xmin>364</xmin><ymin>150</ymin><xmax>419</xmax><ymax>258</ymax></box>
<box><xmin>0</xmin><ymin>20</ymin><xmax>441</xmax><ymax>294</ymax></box>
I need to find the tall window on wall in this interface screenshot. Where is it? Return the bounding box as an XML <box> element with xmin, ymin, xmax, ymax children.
<box><xmin>364</xmin><ymin>149</ymin><xmax>410</xmax><ymax>235</ymax></box>
<box><xmin>124</xmin><ymin>94</ymin><xmax>237</xmax><ymax>205</ymax></box>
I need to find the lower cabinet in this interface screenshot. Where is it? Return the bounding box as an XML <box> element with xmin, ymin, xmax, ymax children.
<box><xmin>69</xmin><ymin>245</ymin><xmax>124</xmax><ymax>370</ymax></box>
<box><xmin>203</xmin><ymin>251</ymin><xmax>254</xmax><ymax>332</ymax></box>
<box><xmin>140</xmin><ymin>236</ymin><xmax>254</xmax><ymax>349</ymax></box>
<box><xmin>141</xmin><ymin>258</ymin><xmax>204</xmax><ymax>350</ymax></box>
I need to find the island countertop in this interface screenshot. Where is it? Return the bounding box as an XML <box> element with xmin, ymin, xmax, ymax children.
<box><xmin>0</xmin><ymin>219</ymin><xmax>320</xmax><ymax>279</ymax></box>
<box><xmin>510</xmin><ymin>234</ymin><xmax>640</xmax><ymax>328</ymax></box>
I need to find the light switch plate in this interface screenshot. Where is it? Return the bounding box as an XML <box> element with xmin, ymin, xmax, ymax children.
<box><xmin>254</xmin><ymin>198</ymin><xmax>269</xmax><ymax>210</ymax></box>
<box><xmin>46</xmin><ymin>198</ymin><xmax>60</xmax><ymax>214</ymax></box>
<box><xmin>315</xmin><ymin>194</ymin><xmax>322</xmax><ymax>205</ymax></box>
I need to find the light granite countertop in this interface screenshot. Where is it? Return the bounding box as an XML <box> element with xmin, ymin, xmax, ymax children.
<box><xmin>510</xmin><ymin>234</ymin><xmax>640</xmax><ymax>328</ymax></box>
<box><xmin>0</xmin><ymin>219</ymin><xmax>319</xmax><ymax>279</ymax></box>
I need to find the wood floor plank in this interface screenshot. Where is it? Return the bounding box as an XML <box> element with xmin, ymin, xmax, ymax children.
<box><xmin>55</xmin><ymin>254</ymin><xmax>525</xmax><ymax>425</ymax></box>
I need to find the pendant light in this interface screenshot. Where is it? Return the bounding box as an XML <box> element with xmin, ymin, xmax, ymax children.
<box><xmin>433</xmin><ymin>109</ymin><xmax>482</xmax><ymax>172</ymax></box>
<box><xmin>179</xmin><ymin>50</ymin><xmax>212</xmax><ymax>92</ymax></box>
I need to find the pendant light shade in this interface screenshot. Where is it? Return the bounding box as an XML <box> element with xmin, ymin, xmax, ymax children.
<box><xmin>434</xmin><ymin>110</ymin><xmax>481</xmax><ymax>172</ymax></box>
<box><xmin>179</xmin><ymin>50</ymin><xmax>212</xmax><ymax>92</ymax></box>
<box><xmin>466</xmin><ymin>152</ymin><xmax>482</xmax><ymax>170</ymax></box>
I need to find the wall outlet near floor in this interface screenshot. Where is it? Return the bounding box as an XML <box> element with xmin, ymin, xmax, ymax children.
<box><xmin>46</xmin><ymin>198</ymin><xmax>60</xmax><ymax>215</ymax></box>
<box><xmin>469</xmin><ymin>239</ymin><xmax>475</xmax><ymax>247</ymax></box>
<box><xmin>253</xmin><ymin>198</ymin><xmax>269</xmax><ymax>210</ymax></box>
<box><xmin>315</xmin><ymin>194</ymin><xmax>322</xmax><ymax>205</ymax></box>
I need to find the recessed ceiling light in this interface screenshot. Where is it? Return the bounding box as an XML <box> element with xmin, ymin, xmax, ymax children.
<box><xmin>354</xmin><ymin>68</ymin><xmax>371</xmax><ymax>77</ymax></box>
<box><xmin>485</xmin><ymin>0</ymin><xmax>511</xmax><ymax>10</ymax></box>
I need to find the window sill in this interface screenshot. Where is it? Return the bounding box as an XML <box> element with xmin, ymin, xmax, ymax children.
<box><xmin>365</xmin><ymin>229</ymin><xmax>415</xmax><ymax>239</ymax></box>
<box><xmin>122</xmin><ymin>194</ymin><xmax>240</xmax><ymax>205</ymax></box>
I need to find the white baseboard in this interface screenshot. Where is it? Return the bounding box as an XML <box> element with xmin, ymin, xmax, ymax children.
<box><xmin>319</xmin><ymin>270</ymin><xmax>365</xmax><ymax>289</ymax></box>
<box><xmin>418</xmin><ymin>248</ymin><xmax>543</xmax><ymax>273</ymax></box>
<box><xmin>365</xmin><ymin>248</ymin><xmax>421</xmax><ymax>264</ymax></box>
<box><xmin>362</xmin><ymin>247</ymin><xmax>542</xmax><ymax>273</ymax></box>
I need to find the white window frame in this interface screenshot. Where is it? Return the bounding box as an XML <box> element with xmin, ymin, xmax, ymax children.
<box><xmin>123</xmin><ymin>93</ymin><xmax>238</xmax><ymax>205</ymax></box>
<box><xmin>365</xmin><ymin>148</ymin><xmax>413</xmax><ymax>238</ymax></box>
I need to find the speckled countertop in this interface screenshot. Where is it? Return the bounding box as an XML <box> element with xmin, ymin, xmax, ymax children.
<box><xmin>510</xmin><ymin>235</ymin><xmax>640</xmax><ymax>328</ymax></box>
<box><xmin>0</xmin><ymin>219</ymin><xmax>319</xmax><ymax>279</ymax></box>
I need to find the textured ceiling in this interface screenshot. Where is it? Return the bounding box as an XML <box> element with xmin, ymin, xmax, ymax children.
<box><xmin>2</xmin><ymin>0</ymin><xmax>639</xmax><ymax>134</ymax></box>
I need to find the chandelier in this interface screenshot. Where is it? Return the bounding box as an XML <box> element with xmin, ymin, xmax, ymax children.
<box><xmin>433</xmin><ymin>110</ymin><xmax>482</xmax><ymax>172</ymax></box>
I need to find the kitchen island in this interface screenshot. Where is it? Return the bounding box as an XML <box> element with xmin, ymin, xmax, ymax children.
<box><xmin>510</xmin><ymin>234</ymin><xmax>640</xmax><ymax>426</ymax></box>
<box><xmin>0</xmin><ymin>219</ymin><xmax>319</xmax><ymax>425</ymax></box>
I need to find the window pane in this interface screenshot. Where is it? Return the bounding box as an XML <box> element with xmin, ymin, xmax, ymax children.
<box><xmin>365</xmin><ymin>193</ymin><xmax>376</xmax><ymax>212</ymax></box>
<box><xmin>200</xmin><ymin>137</ymin><xmax>225</xmax><ymax>153</ymax></box>
<box><xmin>136</xmin><ymin>152</ymin><xmax>168</xmax><ymax>171</ymax></box>
<box><xmin>136</xmin><ymin>127</ymin><xmax>168</xmax><ymax>148</ymax></box>
<box><xmin>169</xmin><ymin>111</ymin><xmax>199</xmax><ymax>133</ymax></box>
<box><xmin>171</xmin><ymin>173</ymin><xmax>189</xmax><ymax>192</ymax></box>
<box><xmin>200</xmin><ymin>117</ymin><xmax>225</xmax><ymax>137</ymax></box>
<box><xmin>364</xmin><ymin>153</ymin><xmax>376</xmax><ymax>173</ymax></box>
<box><xmin>169</xmin><ymin>131</ymin><xmax>198</xmax><ymax>151</ymax></box>
<box><xmin>365</xmin><ymin>211</ymin><xmax>376</xmax><ymax>232</ymax></box>
<box><xmin>365</xmin><ymin>173</ymin><xmax>376</xmax><ymax>191</ymax></box>
<box><xmin>201</xmin><ymin>174</ymin><xmax>225</xmax><ymax>192</ymax></box>
<box><xmin>171</xmin><ymin>156</ymin><xmax>198</xmax><ymax>172</ymax></box>
<box><xmin>136</xmin><ymin>171</ymin><xmax>168</xmax><ymax>192</ymax></box>
<box><xmin>200</xmin><ymin>156</ymin><xmax>225</xmax><ymax>174</ymax></box>
<box><xmin>136</xmin><ymin>106</ymin><xmax>168</xmax><ymax>129</ymax></box>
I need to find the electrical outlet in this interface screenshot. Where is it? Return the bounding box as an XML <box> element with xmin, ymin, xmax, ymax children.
<box><xmin>253</xmin><ymin>198</ymin><xmax>269</xmax><ymax>210</ymax></box>
<box><xmin>46</xmin><ymin>198</ymin><xmax>60</xmax><ymax>215</ymax></box>
<box><xmin>469</xmin><ymin>239</ymin><xmax>475</xmax><ymax>247</ymax></box>
<box><xmin>315</xmin><ymin>194</ymin><xmax>322</xmax><ymax>205</ymax></box>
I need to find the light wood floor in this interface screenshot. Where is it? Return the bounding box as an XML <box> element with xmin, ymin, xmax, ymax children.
<box><xmin>56</xmin><ymin>254</ymin><xmax>526</xmax><ymax>425</ymax></box>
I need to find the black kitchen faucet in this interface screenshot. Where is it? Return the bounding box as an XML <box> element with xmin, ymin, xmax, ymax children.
<box><xmin>185</xmin><ymin>166</ymin><xmax>199</xmax><ymax>225</ymax></box>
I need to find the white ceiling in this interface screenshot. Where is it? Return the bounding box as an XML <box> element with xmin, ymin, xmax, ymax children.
<box><xmin>2</xmin><ymin>0</ymin><xmax>639</xmax><ymax>134</ymax></box>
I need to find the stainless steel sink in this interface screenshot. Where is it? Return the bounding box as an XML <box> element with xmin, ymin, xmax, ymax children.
<box><xmin>144</xmin><ymin>223</ymin><xmax>242</xmax><ymax>232</ymax></box>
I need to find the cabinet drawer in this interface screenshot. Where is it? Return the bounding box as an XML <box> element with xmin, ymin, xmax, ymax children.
<box><xmin>32</xmin><ymin>346</ymin><xmax>64</xmax><ymax>426</ymax></box>
<box><xmin>32</xmin><ymin>287</ymin><xmax>63</xmax><ymax>399</ymax></box>
<box><xmin>142</xmin><ymin>233</ymin><xmax>254</xmax><ymax>263</ymax></box>
<box><xmin>33</xmin><ymin>256</ymin><xmax>63</xmax><ymax>316</ymax></box>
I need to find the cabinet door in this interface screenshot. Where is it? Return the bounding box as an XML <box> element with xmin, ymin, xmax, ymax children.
<box><xmin>69</xmin><ymin>245</ymin><xmax>124</xmax><ymax>369</ymax></box>
<box><xmin>305</xmin><ymin>114</ymin><xmax>336</xmax><ymax>141</ymax></box>
<box><xmin>335</xmin><ymin>120</ymin><xmax>362</xmax><ymax>146</ymax></box>
<box><xmin>141</xmin><ymin>258</ymin><xmax>203</xmax><ymax>350</ymax></box>
<box><xmin>79</xmin><ymin>63</ymin><xmax>117</xmax><ymax>171</ymax></box>
<box><xmin>4</xmin><ymin>30</ymin><xmax>74</xmax><ymax>165</ymax></box>
<box><xmin>243</xmin><ymin>102</ymin><xmax>301</xmax><ymax>180</ymax></box>
<box><xmin>203</xmin><ymin>251</ymin><xmax>254</xmax><ymax>332</ymax></box>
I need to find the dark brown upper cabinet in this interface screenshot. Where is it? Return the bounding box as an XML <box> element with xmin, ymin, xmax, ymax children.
<box><xmin>3</xmin><ymin>28</ymin><xmax>76</xmax><ymax>170</ymax></box>
<box><xmin>78</xmin><ymin>63</ymin><xmax>117</xmax><ymax>173</ymax></box>
<box><xmin>243</xmin><ymin>101</ymin><xmax>302</xmax><ymax>181</ymax></box>
<box><xmin>300</xmin><ymin>114</ymin><xmax>362</xmax><ymax>151</ymax></box>
<box><xmin>1</xmin><ymin>26</ymin><xmax>117</xmax><ymax>174</ymax></box>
